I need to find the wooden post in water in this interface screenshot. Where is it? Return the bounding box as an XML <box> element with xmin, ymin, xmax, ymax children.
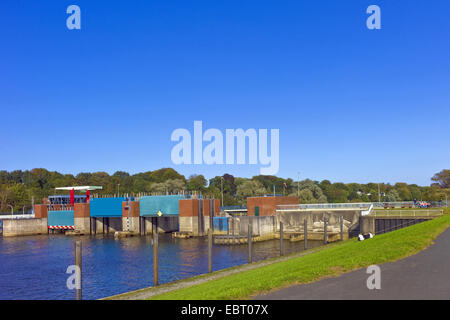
<box><xmin>248</xmin><ymin>223</ymin><xmax>252</xmax><ymax>263</ymax></box>
<box><xmin>153</xmin><ymin>225</ymin><xmax>159</xmax><ymax>286</ymax></box>
<box><xmin>232</xmin><ymin>218</ymin><xmax>235</xmax><ymax>245</ymax></box>
<box><xmin>280</xmin><ymin>221</ymin><xmax>284</xmax><ymax>256</ymax></box>
<box><xmin>208</xmin><ymin>228</ymin><xmax>213</xmax><ymax>273</ymax></box>
<box><xmin>324</xmin><ymin>218</ymin><xmax>328</xmax><ymax>245</ymax></box>
<box><xmin>340</xmin><ymin>216</ymin><xmax>344</xmax><ymax>241</ymax></box>
<box><xmin>75</xmin><ymin>241</ymin><xmax>82</xmax><ymax>300</ymax></box>
<box><xmin>304</xmin><ymin>219</ymin><xmax>308</xmax><ymax>250</ymax></box>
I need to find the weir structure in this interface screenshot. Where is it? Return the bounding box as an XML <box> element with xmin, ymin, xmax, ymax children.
<box><xmin>1</xmin><ymin>193</ymin><xmax>444</xmax><ymax>239</ymax></box>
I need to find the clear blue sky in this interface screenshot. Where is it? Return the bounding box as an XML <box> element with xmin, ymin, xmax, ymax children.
<box><xmin>0</xmin><ymin>1</ymin><xmax>449</xmax><ymax>185</ymax></box>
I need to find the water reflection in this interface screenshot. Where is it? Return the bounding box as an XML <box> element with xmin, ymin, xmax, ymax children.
<box><xmin>0</xmin><ymin>234</ymin><xmax>322</xmax><ymax>300</ymax></box>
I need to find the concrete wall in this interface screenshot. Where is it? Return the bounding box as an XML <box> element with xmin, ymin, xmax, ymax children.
<box><xmin>122</xmin><ymin>217</ymin><xmax>139</xmax><ymax>233</ymax></box>
<box><xmin>156</xmin><ymin>216</ymin><xmax>179</xmax><ymax>233</ymax></box>
<box><xmin>74</xmin><ymin>217</ymin><xmax>91</xmax><ymax>234</ymax></box>
<box><xmin>247</xmin><ymin>196</ymin><xmax>299</xmax><ymax>216</ymax></box>
<box><xmin>179</xmin><ymin>216</ymin><xmax>199</xmax><ymax>235</ymax></box>
<box><xmin>179</xmin><ymin>199</ymin><xmax>220</xmax><ymax>236</ymax></box>
<box><xmin>74</xmin><ymin>203</ymin><xmax>90</xmax><ymax>233</ymax></box>
<box><xmin>2</xmin><ymin>218</ymin><xmax>48</xmax><ymax>237</ymax></box>
<box><xmin>360</xmin><ymin>216</ymin><xmax>375</xmax><ymax>235</ymax></box>
<box><xmin>138</xmin><ymin>216</ymin><xmax>179</xmax><ymax>234</ymax></box>
<box><xmin>122</xmin><ymin>201</ymin><xmax>140</xmax><ymax>233</ymax></box>
<box><xmin>227</xmin><ymin>216</ymin><xmax>276</xmax><ymax>236</ymax></box>
<box><xmin>95</xmin><ymin>217</ymin><xmax>123</xmax><ymax>233</ymax></box>
<box><xmin>277</xmin><ymin>209</ymin><xmax>361</xmax><ymax>233</ymax></box>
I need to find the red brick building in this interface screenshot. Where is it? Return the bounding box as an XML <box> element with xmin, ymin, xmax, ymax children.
<box><xmin>247</xmin><ymin>196</ymin><xmax>299</xmax><ymax>216</ymax></box>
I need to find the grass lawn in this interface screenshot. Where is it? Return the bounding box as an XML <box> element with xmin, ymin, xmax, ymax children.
<box><xmin>150</xmin><ymin>209</ymin><xmax>450</xmax><ymax>300</ymax></box>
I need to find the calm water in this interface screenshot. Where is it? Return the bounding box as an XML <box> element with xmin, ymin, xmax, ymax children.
<box><xmin>0</xmin><ymin>234</ymin><xmax>322</xmax><ymax>300</ymax></box>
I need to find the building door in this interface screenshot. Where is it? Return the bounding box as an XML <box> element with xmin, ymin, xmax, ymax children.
<box><xmin>255</xmin><ymin>206</ymin><xmax>260</xmax><ymax>217</ymax></box>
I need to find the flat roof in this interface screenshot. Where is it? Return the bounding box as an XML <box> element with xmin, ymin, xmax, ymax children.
<box><xmin>55</xmin><ymin>186</ymin><xmax>103</xmax><ymax>191</ymax></box>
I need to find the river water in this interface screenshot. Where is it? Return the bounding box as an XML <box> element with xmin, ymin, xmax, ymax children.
<box><xmin>0</xmin><ymin>234</ymin><xmax>322</xmax><ymax>300</ymax></box>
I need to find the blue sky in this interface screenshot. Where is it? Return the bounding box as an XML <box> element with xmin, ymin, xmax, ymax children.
<box><xmin>0</xmin><ymin>0</ymin><xmax>449</xmax><ymax>185</ymax></box>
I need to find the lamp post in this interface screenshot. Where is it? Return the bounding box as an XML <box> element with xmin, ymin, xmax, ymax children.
<box><xmin>378</xmin><ymin>183</ymin><xmax>381</xmax><ymax>203</ymax></box>
<box><xmin>117</xmin><ymin>184</ymin><xmax>120</xmax><ymax>197</ymax></box>
<box><xmin>297</xmin><ymin>172</ymin><xmax>300</xmax><ymax>197</ymax></box>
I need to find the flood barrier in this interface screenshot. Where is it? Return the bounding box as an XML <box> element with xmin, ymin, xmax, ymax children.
<box><xmin>90</xmin><ymin>197</ymin><xmax>129</xmax><ymax>217</ymax></box>
<box><xmin>47</xmin><ymin>210</ymin><xmax>74</xmax><ymax>229</ymax></box>
<box><xmin>139</xmin><ymin>195</ymin><xmax>186</xmax><ymax>216</ymax></box>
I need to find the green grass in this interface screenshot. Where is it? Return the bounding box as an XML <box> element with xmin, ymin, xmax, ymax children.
<box><xmin>150</xmin><ymin>209</ymin><xmax>450</xmax><ymax>300</ymax></box>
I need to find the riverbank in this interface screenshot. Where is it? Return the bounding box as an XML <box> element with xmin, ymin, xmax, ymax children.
<box><xmin>135</xmin><ymin>208</ymin><xmax>450</xmax><ymax>300</ymax></box>
<box><xmin>102</xmin><ymin>240</ymin><xmax>333</xmax><ymax>300</ymax></box>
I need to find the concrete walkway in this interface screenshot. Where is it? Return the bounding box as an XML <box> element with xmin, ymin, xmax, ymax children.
<box><xmin>255</xmin><ymin>228</ymin><xmax>450</xmax><ymax>300</ymax></box>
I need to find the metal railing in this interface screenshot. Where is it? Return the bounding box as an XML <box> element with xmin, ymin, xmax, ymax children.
<box><xmin>277</xmin><ymin>201</ymin><xmax>448</xmax><ymax>212</ymax></box>
<box><xmin>376</xmin><ymin>219</ymin><xmax>423</xmax><ymax>235</ymax></box>
<box><xmin>47</xmin><ymin>204</ymin><xmax>74</xmax><ymax>211</ymax></box>
<box><xmin>372</xmin><ymin>201</ymin><xmax>415</xmax><ymax>208</ymax></box>
<box><xmin>221</xmin><ymin>206</ymin><xmax>247</xmax><ymax>211</ymax></box>
<box><xmin>277</xmin><ymin>202</ymin><xmax>372</xmax><ymax>211</ymax></box>
<box><xmin>371</xmin><ymin>209</ymin><xmax>443</xmax><ymax>217</ymax></box>
<box><xmin>0</xmin><ymin>213</ymin><xmax>35</xmax><ymax>219</ymax></box>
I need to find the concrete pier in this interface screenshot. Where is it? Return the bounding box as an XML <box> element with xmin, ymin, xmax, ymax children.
<box><xmin>178</xmin><ymin>199</ymin><xmax>220</xmax><ymax>236</ymax></box>
<box><xmin>94</xmin><ymin>217</ymin><xmax>122</xmax><ymax>234</ymax></box>
<box><xmin>74</xmin><ymin>203</ymin><xmax>91</xmax><ymax>234</ymax></box>
<box><xmin>2</xmin><ymin>218</ymin><xmax>48</xmax><ymax>237</ymax></box>
<box><xmin>1</xmin><ymin>204</ymin><xmax>49</xmax><ymax>237</ymax></box>
<box><xmin>122</xmin><ymin>201</ymin><xmax>140</xmax><ymax>234</ymax></box>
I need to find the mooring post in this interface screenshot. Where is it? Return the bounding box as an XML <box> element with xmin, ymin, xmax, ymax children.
<box><xmin>280</xmin><ymin>221</ymin><xmax>284</xmax><ymax>256</ymax></box>
<box><xmin>75</xmin><ymin>240</ymin><xmax>82</xmax><ymax>300</ymax></box>
<box><xmin>304</xmin><ymin>219</ymin><xmax>308</xmax><ymax>250</ymax></box>
<box><xmin>324</xmin><ymin>218</ymin><xmax>328</xmax><ymax>245</ymax></box>
<box><xmin>138</xmin><ymin>216</ymin><xmax>141</xmax><ymax>235</ymax></box>
<box><xmin>208</xmin><ymin>228</ymin><xmax>213</xmax><ymax>273</ymax></box>
<box><xmin>153</xmin><ymin>229</ymin><xmax>159</xmax><ymax>286</ymax></box>
<box><xmin>248</xmin><ymin>223</ymin><xmax>252</xmax><ymax>263</ymax></box>
<box><xmin>340</xmin><ymin>216</ymin><xmax>344</xmax><ymax>241</ymax></box>
<box><xmin>232</xmin><ymin>218</ymin><xmax>235</xmax><ymax>245</ymax></box>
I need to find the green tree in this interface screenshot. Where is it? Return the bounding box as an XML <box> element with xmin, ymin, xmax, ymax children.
<box><xmin>431</xmin><ymin>169</ymin><xmax>450</xmax><ymax>188</ymax></box>
<box><xmin>236</xmin><ymin>180</ymin><xmax>266</xmax><ymax>204</ymax></box>
<box><xmin>187</xmin><ymin>175</ymin><xmax>207</xmax><ymax>192</ymax></box>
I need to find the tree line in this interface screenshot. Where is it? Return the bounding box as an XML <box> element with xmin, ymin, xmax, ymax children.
<box><xmin>0</xmin><ymin>168</ymin><xmax>448</xmax><ymax>212</ymax></box>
